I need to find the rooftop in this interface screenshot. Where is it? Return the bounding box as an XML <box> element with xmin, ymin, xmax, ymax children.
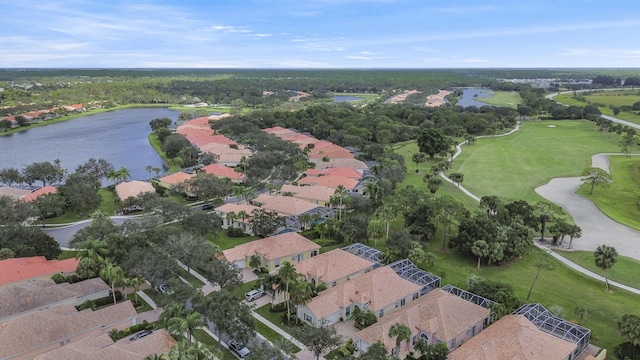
<box><xmin>298</xmin><ymin>175</ymin><xmax>359</xmax><ymax>190</ymax></box>
<box><xmin>448</xmin><ymin>315</ymin><xmax>577</xmax><ymax>360</ymax></box>
<box><xmin>294</xmin><ymin>249</ymin><xmax>374</xmax><ymax>285</ymax></box>
<box><xmin>201</xmin><ymin>163</ymin><xmax>246</xmax><ymax>180</ymax></box>
<box><xmin>280</xmin><ymin>184</ymin><xmax>336</xmax><ymax>204</ymax></box>
<box><xmin>357</xmin><ymin>288</ymin><xmax>490</xmax><ymax>348</ymax></box>
<box><xmin>114</xmin><ymin>181</ymin><xmax>155</xmax><ymax>201</ymax></box>
<box><xmin>252</xmin><ymin>193</ymin><xmax>322</xmax><ymax>216</ymax></box>
<box><xmin>0</xmin><ymin>256</ymin><xmax>79</xmax><ymax>286</ymax></box>
<box><xmin>21</xmin><ymin>186</ymin><xmax>58</xmax><ymax>202</ymax></box>
<box><xmin>305</xmin><ymin>266</ymin><xmax>421</xmax><ymax>318</ymax></box>
<box><xmin>222</xmin><ymin>232</ymin><xmax>320</xmax><ymax>263</ymax></box>
<box><xmin>158</xmin><ymin>172</ymin><xmax>194</xmax><ymax>186</ymax></box>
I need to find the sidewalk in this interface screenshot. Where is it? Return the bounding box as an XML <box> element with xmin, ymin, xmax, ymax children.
<box><xmin>251</xmin><ymin>312</ymin><xmax>320</xmax><ymax>360</ymax></box>
<box><xmin>176</xmin><ymin>260</ymin><xmax>219</xmax><ymax>294</ymax></box>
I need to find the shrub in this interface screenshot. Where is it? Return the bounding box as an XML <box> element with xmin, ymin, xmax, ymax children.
<box><xmin>315</xmin><ymin>283</ymin><xmax>327</xmax><ymax>293</ymax></box>
<box><xmin>51</xmin><ymin>273</ymin><xmax>67</xmax><ymax>284</ymax></box>
<box><xmin>338</xmin><ymin>338</ymin><xmax>356</xmax><ymax>356</ymax></box>
<box><xmin>227</xmin><ymin>227</ymin><xmax>246</xmax><ymax>237</ymax></box>
<box><xmin>270</xmin><ymin>303</ymin><xmax>287</xmax><ymax>313</ymax></box>
<box><xmin>353</xmin><ymin>307</ymin><xmax>377</xmax><ymax>329</ymax></box>
<box><xmin>93</xmin><ymin>291</ymin><xmax>123</xmax><ymax>307</ymax></box>
<box><xmin>614</xmin><ymin>342</ymin><xmax>640</xmax><ymax>360</ymax></box>
<box><xmin>77</xmin><ymin>299</ymin><xmax>97</xmax><ymax>311</ymax></box>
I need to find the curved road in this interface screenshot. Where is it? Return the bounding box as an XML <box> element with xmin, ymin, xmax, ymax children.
<box><xmin>43</xmin><ymin>216</ymin><xmax>132</xmax><ymax>248</ymax></box>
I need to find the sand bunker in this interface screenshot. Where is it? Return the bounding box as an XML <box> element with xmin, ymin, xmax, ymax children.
<box><xmin>387</xmin><ymin>89</ymin><xmax>419</xmax><ymax>104</ymax></box>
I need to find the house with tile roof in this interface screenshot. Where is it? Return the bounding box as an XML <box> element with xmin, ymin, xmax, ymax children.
<box><xmin>279</xmin><ymin>184</ymin><xmax>336</xmax><ymax>207</ymax></box>
<box><xmin>298</xmin><ymin>175</ymin><xmax>359</xmax><ymax>191</ymax></box>
<box><xmin>308</xmin><ymin>141</ymin><xmax>355</xmax><ymax>161</ymax></box>
<box><xmin>20</xmin><ymin>186</ymin><xmax>57</xmax><ymax>202</ymax></box>
<box><xmin>34</xmin><ymin>329</ymin><xmax>176</xmax><ymax>360</ymax></box>
<box><xmin>251</xmin><ymin>193</ymin><xmax>323</xmax><ymax>216</ymax></box>
<box><xmin>0</xmin><ymin>186</ymin><xmax>32</xmax><ymax>199</ymax></box>
<box><xmin>356</xmin><ymin>288</ymin><xmax>491</xmax><ymax>357</ymax></box>
<box><xmin>297</xmin><ymin>266</ymin><xmax>422</xmax><ymax>326</ymax></box>
<box><xmin>157</xmin><ymin>171</ymin><xmax>194</xmax><ymax>189</ymax></box>
<box><xmin>305</xmin><ymin>167</ymin><xmax>364</xmax><ymax>180</ymax></box>
<box><xmin>114</xmin><ymin>180</ymin><xmax>156</xmax><ymax>201</ymax></box>
<box><xmin>215</xmin><ymin>203</ymin><xmax>262</xmax><ymax>235</ymax></box>
<box><xmin>313</xmin><ymin>157</ymin><xmax>369</xmax><ymax>171</ymax></box>
<box><xmin>201</xmin><ymin>163</ymin><xmax>246</xmax><ymax>183</ymax></box>
<box><xmin>0</xmin><ymin>301</ymin><xmax>138</xmax><ymax>359</ymax></box>
<box><xmin>294</xmin><ymin>249</ymin><xmax>375</xmax><ymax>288</ymax></box>
<box><xmin>222</xmin><ymin>232</ymin><xmax>320</xmax><ymax>272</ymax></box>
<box><xmin>448</xmin><ymin>314</ymin><xmax>578</xmax><ymax>360</ymax></box>
<box><xmin>0</xmin><ymin>256</ymin><xmax>79</xmax><ymax>286</ymax></box>
<box><xmin>0</xmin><ymin>278</ymin><xmax>110</xmax><ymax>320</ymax></box>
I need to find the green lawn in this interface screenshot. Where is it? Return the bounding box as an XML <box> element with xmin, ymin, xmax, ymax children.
<box><xmin>585</xmin><ymin>91</ymin><xmax>640</xmax><ymax>107</ymax></box>
<box><xmin>393</xmin><ymin>141</ymin><xmax>480</xmax><ymax>210</ymax></box>
<box><xmin>58</xmin><ymin>250</ymin><xmax>80</xmax><ymax>260</ymax></box>
<box><xmin>210</xmin><ymin>232</ymin><xmax>258</xmax><ymax>250</ymax></box>
<box><xmin>556</xmin><ymin>250</ymin><xmax>640</xmax><ymax>290</ymax></box>
<box><xmin>192</xmin><ymin>329</ymin><xmax>237</xmax><ymax>360</ymax></box>
<box><xmin>450</xmin><ymin>120</ymin><xmax>620</xmax><ymax>203</ymax></box>
<box><xmin>576</xmin><ymin>156</ymin><xmax>640</xmax><ymax>230</ymax></box>
<box><xmin>476</xmin><ymin>90</ymin><xmax>522</xmax><ymax>108</ymax></box>
<box><xmin>553</xmin><ymin>92</ymin><xmax>640</xmax><ymax>125</ymax></box>
<box><xmin>148</xmin><ymin>133</ymin><xmax>181</xmax><ymax>173</ymax></box>
<box><xmin>429</xmin><ymin>246</ymin><xmax>640</xmax><ymax>352</ymax></box>
<box><xmin>179</xmin><ymin>268</ymin><xmax>206</xmax><ymax>287</ymax></box>
<box><xmin>255</xmin><ymin>304</ymin><xmax>297</xmax><ymax>338</ymax></box>
<box><xmin>45</xmin><ymin>187</ymin><xmax>118</xmax><ymax>224</ymax></box>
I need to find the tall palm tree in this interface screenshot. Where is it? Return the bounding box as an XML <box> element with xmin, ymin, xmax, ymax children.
<box><xmin>237</xmin><ymin>210</ymin><xmax>249</xmax><ymax>230</ymax></box>
<box><xmin>75</xmin><ymin>237</ymin><xmax>109</xmax><ymax>264</ymax></box>
<box><xmin>128</xmin><ymin>276</ymin><xmax>146</xmax><ymax>304</ymax></box>
<box><xmin>277</xmin><ymin>261</ymin><xmax>300</xmax><ymax>319</ymax></box>
<box><xmin>594</xmin><ymin>245</ymin><xmax>618</xmax><ymax>291</ymax></box>
<box><xmin>332</xmin><ymin>185</ymin><xmax>348</xmax><ymax>220</ymax></box>
<box><xmin>288</xmin><ymin>279</ymin><xmax>313</xmax><ymax>323</ymax></box>
<box><xmin>248</xmin><ymin>253</ymin><xmax>262</xmax><ymax>272</ymax></box>
<box><xmin>388</xmin><ymin>323</ymin><xmax>411</xmax><ymax>356</ymax></box>
<box><xmin>568</xmin><ymin>225</ymin><xmax>582</xmax><ymax>249</ymax></box>
<box><xmin>226</xmin><ymin>211</ymin><xmax>237</xmax><ymax>229</ymax></box>
<box><xmin>100</xmin><ymin>262</ymin><xmax>125</xmax><ymax>304</ymax></box>
<box><xmin>117</xmin><ymin>166</ymin><xmax>131</xmax><ymax>183</ymax></box>
<box><xmin>375</xmin><ymin>205</ymin><xmax>397</xmax><ymax>242</ymax></box>
<box><xmin>168</xmin><ymin>311</ymin><xmax>204</xmax><ymax>345</ymax></box>
<box><xmin>159</xmin><ymin>303</ymin><xmax>187</xmax><ymax>328</ymax></box>
<box><xmin>146</xmin><ymin>165</ymin><xmax>154</xmax><ymax>179</ymax></box>
<box><xmin>367</xmin><ymin>219</ymin><xmax>385</xmax><ymax>248</ymax></box>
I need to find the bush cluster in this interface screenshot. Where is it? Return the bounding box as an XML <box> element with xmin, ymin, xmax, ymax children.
<box><xmin>108</xmin><ymin>320</ymin><xmax>154</xmax><ymax>341</ymax></box>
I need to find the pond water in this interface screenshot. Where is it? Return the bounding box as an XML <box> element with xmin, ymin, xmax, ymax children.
<box><xmin>0</xmin><ymin>108</ymin><xmax>179</xmax><ymax>183</ymax></box>
<box><xmin>333</xmin><ymin>95</ymin><xmax>363</xmax><ymax>102</ymax></box>
<box><xmin>456</xmin><ymin>88</ymin><xmax>494</xmax><ymax>108</ymax></box>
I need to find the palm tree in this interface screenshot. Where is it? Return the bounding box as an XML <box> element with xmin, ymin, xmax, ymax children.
<box><xmin>129</xmin><ymin>276</ymin><xmax>146</xmax><ymax>304</ymax></box>
<box><xmin>159</xmin><ymin>303</ymin><xmax>187</xmax><ymax>328</ymax></box>
<box><xmin>116</xmin><ymin>166</ymin><xmax>131</xmax><ymax>183</ymax></box>
<box><xmin>412</xmin><ymin>152</ymin><xmax>426</xmax><ymax>173</ymax></box>
<box><xmin>237</xmin><ymin>210</ymin><xmax>249</xmax><ymax>230</ymax></box>
<box><xmin>75</xmin><ymin>237</ymin><xmax>109</xmax><ymax>264</ymax></box>
<box><xmin>277</xmin><ymin>261</ymin><xmax>300</xmax><ymax>319</ymax></box>
<box><xmin>332</xmin><ymin>185</ymin><xmax>348</xmax><ymax>220</ymax></box>
<box><xmin>168</xmin><ymin>311</ymin><xmax>204</xmax><ymax>345</ymax></box>
<box><xmin>100</xmin><ymin>262</ymin><xmax>125</xmax><ymax>304</ymax></box>
<box><xmin>375</xmin><ymin>205</ymin><xmax>397</xmax><ymax>242</ymax></box>
<box><xmin>363</xmin><ymin>181</ymin><xmax>382</xmax><ymax>206</ymax></box>
<box><xmin>248</xmin><ymin>253</ymin><xmax>262</xmax><ymax>272</ymax></box>
<box><xmin>288</xmin><ymin>279</ymin><xmax>313</xmax><ymax>323</ymax></box>
<box><xmin>594</xmin><ymin>245</ymin><xmax>618</xmax><ymax>291</ymax></box>
<box><xmin>146</xmin><ymin>165</ymin><xmax>154</xmax><ymax>179</ymax></box>
<box><xmin>388</xmin><ymin>323</ymin><xmax>411</xmax><ymax>356</ymax></box>
<box><xmin>472</xmin><ymin>240</ymin><xmax>489</xmax><ymax>270</ymax></box>
<box><xmin>575</xmin><ymin>306</ymin><xmax>588</xmax><ymax>326</ymax></box>
<box><xmin>226</xmin><ymin>211</ymin><xmax>237</xmax><ymax>229</ymax></box>
<box><xmin>568</xmin><ymin>225</ymin><xmax>582</xmax><ymax>249</ymax></box>
<box><xmin>367</xmin><ymin>219</ymin><xmax>385</xmax><ymax>248</ymax></box>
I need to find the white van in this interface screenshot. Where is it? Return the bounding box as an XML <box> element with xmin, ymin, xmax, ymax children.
<box><xmin>245</xmin><ymin>289</ymin><xmax>265</xmax><ymax>302</ymax></box>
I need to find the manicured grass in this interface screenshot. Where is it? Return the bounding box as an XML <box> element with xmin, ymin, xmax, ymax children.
<box><xmin>393</xmin><ymin>140</ymin><xmax>484</xmax><ymax>210</ymax></box>
<box><xmin>148</xmin><ymin>133</ymin><xmax>180</xmax><ymax>173</ymax></box>
<box><xmin>556</xmin><ymin>250</ymin><xmax>640</xmax><ymax>290</ymax></box>
<box><xmin>255</xmin><ymin>304</ymin><xmax>297</xmax><ymax>338</ymax></box>
<box><xmin>553</xmin><ymin>94</ymin><xmax>586</xmax><ymax>106</ymax></box>
<box><xmin>553</xmin><ymin>92</ymin><xmax>640</xmax><ymax>125</ymax></box>
<box><xmin>45</xmin><ymin>187</ymin><xmax>118</xmax><ymax>224</ymax></box>
<box><xmin>232</xmin><ymin>279</ymin><xmax>259</xmax><ymax>298</ymax></box>
<box><xmin>585</xmin><ymin>91</ymin><xmax>640</xmax><ymax>107</ymax></box>
<box><xmin>193</xmin><ymin>329</ymin><xmax>237</xmax><ymax>360</ymax></box>
<box><xmin>253</xmin><ymin>320</ymin><xmax>302</xmax><ymax>353</ymax></box>
<box><xmin>476</xmin><ymin>90</ymin><xmax>522</xmax><ymax>108</ymax></box>
<box><xmin>210</xmin><ymin>232</ymin><xmax>258</xmax><ymax>250</ymax></box>
<box><xmin>576</xmin><ymin>156</ymin><xmax>640</xmax><ymax>230</ymax></box>
<box><xmin>332</xmin><ymin>92</ymin><xmax>380</xmax><ymax>102</ymax></box>
<box><xmin>450</xmin><ymin>120</ymin><xmax>620</xmax><ymax>203</ymax></box>
<box><xmin>430</xmin><ymin>246</ymin><xmax>640</xmax><ymax>352</ymax></box>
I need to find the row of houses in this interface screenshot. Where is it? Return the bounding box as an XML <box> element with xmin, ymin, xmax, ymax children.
<box><xmin>1</xmin><ymin>103</ymin><xmax>85</xmax><ymax>127</ymax></box>
<box><xmin>221</xmin><ymin>235</ymin><xmax>598</xmax><ymax>359</ymax></box>
<box><xmin>0</xmin><ymin>256</ymin><xmax>175</xmax><ymax>359</ymax></box>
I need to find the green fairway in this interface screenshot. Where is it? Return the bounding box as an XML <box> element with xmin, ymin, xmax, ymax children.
<box><xmin>430</xmin><ymin>246</ymin><xmax>640</xmax><ymax>353</ymax></box>
<box><xmin>450</xmin><ymin>120</ymin><xmax>620</xmax><ymax>203</ymax></box>
<box><xmin>576</xmin><ymin>155</ymin><xmax>640</xmax><ymax>230</ymax></box>
<box><xmin>556</xmin><ymin>250</ymin><xmax>640</xmax><ymax>290</ymax></box>
<box><xmin>585</xmin><ymin>90</ymin><xmax>640</xmax><ymax>107</ymax></box>
<box><xmin>393</xmin><ymin>141</ymin><xmax>481</xmax><ymax>210</ymax></box>
<box><xmin>553</xmin><ymin>92</ymin><xmax>640</xmax><ymax>125</ymax></box>
<box><xmin>476</xmin><ymin>90</ymin><xmax>522</xmax><ymax>108</ymax></box>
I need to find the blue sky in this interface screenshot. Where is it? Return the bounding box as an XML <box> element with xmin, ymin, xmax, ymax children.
<box><xmin>1</xmin><ymin>0</ymin><xmax>639</xmax><ymax>68</ymax></box>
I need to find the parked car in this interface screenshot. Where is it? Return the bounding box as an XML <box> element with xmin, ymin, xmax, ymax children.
<box><xmin>228</xmin><ymin>340</ymin><xmax>251</xmax><ymax>358</ymax></box>
<box><xmin>130</xmin><ymin>330</ymin><xmax>152</xmax><ymax>341</ymax></box>
<box><xmin>122</xmin><ymin>205</ymin><xmax>143</xmax><ymax>214</ymax></box>
<box><xmin>245</xmin><ymin>289</ymin><xmax>265</xmax><ymax>302</ymax></box>
<box><xmin>156</xmin><ymin>283</ymin><xmax>168</xmax><ymax>294</ymax></box>
<box><xmin>199</xmin><ymin>203</ymin><xmax>215</xmax><ymax>210</ymax></box>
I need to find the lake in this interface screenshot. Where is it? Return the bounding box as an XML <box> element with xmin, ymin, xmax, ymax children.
<box><xmin>456</xmin><ymin>88</ymin><xmax>494</xmax><ymax>108</ymax></box>
<box><xmin>0</xmin><ymin>108</ymin><xmax>179</xmax><ymax>183</ymax></box>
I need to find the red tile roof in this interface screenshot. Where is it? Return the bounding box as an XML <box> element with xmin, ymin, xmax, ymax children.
<box><xmin>298</xmin><ymin>175</ymin><xmax>359</xmax><ymax>190</ymax></box>
<box><xmin>0</xmin><ymin>256</ymin><xmax>79</xmax><ymax>285</ymax></box>
<box><xmin>20</xmin><ymin>186</ymin><xmax>57</xmax><ymax>202</ymax></box>
<box><xmin>252</xmin><ymin>193</ymin><xmax>321</xmax><ymax>216</ymax></box>
<box><xmin>114</xmin><ymin>181</ymin><xmax>155</xmax><ymax>200</ymax></box>
<box><xmin>222</xmin><ymin>233</ymin><xmax>320</xmax><ymax>263</ymax></box>
<box><xmin>448</xmin><ymin>314</ymin><xmax>577</xmax><ymax>360</ymax></box>
<box><xmin>202</xmin><ymin>163</ymin><xmax>246</xmax><ymax>180</ymax></box>
<box><xmin>158</xmin><ymin>172</ymin><xmax>194</xmax><ymax>186</ymax></box>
